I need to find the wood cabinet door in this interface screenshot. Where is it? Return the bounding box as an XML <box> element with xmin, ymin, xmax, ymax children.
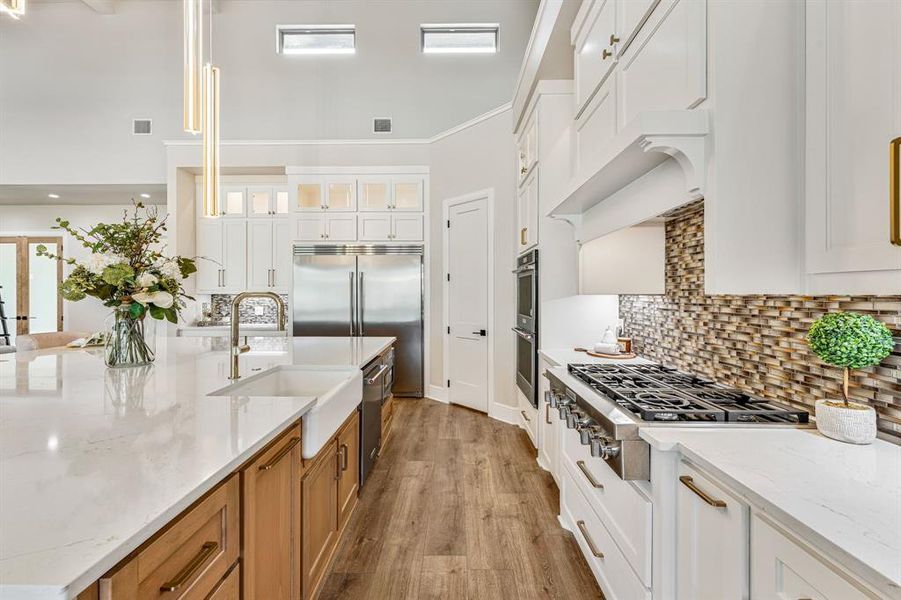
<box><xmin>337</xmin><ymin>411</ymin><xmax>360</xmax><ymax>531</ymax></box>
<box><xmin>247</xmin><ymin>220</ymin><xmax>274</xmax><ymax>289</ymax></box>
<box><xmin>302</xmin><ymin>441</ymin><xmax>340</xmax><ymax>600</ymax></box>
<box><xmin>294</xmin><ymin>215</ymin><xmax>324</xmax><ymax>241</ymax></box>
<box><xmin>324</xmin><ymin>214</ymin><xmax>358</xmax><ymax>241</ymax></box>
<box><xmin>243</xmin><ymin>426</ymin><xmax>302</xmax><ymax>600</ymax></box>
<box><xmin>358</xmin><ymin>177</ymin><xmax>392</xmax><ymax>212</ymax></box>
<box><xmin>392</xmin><ymin>214</ymin><xmax>424</xmax><ymax>241</ymax></box>
<box><xmin>392</xmin><ymin>178</ymin><xmax>424</xmax><ymax>211</ymax></box>
<box><xmin>272</xmin><ymin>219</ymin><xmax>293</xmax><ymax>291</ymax></box>
<box><xmin>221</xmin><ymin>220</ymin><xmax>247</xmax><ymax>292</ymax></box>
<box><xmin>805</xmin><ymin>0</ymin><xmax>901</xmax><ymax>286</ymax></box>
<box><xmin>196</xmin><ymin>220</ymin><xmax>224</xmax><ymax>292</ymax></box>
<box><xmin>208</xmin><ymin>565</ymin><xmax>240</xmax><ymax>600</ymax></box>
<box><xmin>358</xmin><ymin>214</ymin><xmax>392</xmax><ymax>241</ymax></box>
<box><xmin>676</xmin><ymin>462</ymin><xmax>749</xmax><ymax>600</ymax></box>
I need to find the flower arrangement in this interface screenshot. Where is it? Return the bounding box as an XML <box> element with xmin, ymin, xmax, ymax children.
<box><xmin>807</xmin><ymin>312</ymin><xmax>894</xmax><ymax>406</ymax></box>
<box><xmin>38</xmin><ymin>202</ymin><xmax>197</xmax><ymax>366</ymax></box>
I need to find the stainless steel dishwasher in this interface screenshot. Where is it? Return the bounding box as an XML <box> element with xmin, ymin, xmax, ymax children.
<box><xmin>360</xmin><ymin>350</ymin><xmax>390</xmax><ymax>487</ymax></box>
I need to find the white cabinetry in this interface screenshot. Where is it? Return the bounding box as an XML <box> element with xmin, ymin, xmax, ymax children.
<box><xmin>805</xmin><ymin>0</ymin><xmax>901</xmax><ymax>294</ymax></box>
<box><xmin>517</xmin><ymin>170</ymin><xmax>539</xmax><ymax>252</ymax></box>
<box><xmin>537</xmin><ymin>360</ymin><xmax>558</xmax><ymax>482</ymax></box>
<box><xmin>219</xmin><ymin>186</ymin><xmax>247</xmax><ymax>218</ymax></box>
<box><xmin>572</xmin><ymin>0</ymin><xmax>616</xmax><ymax>117</ymax></box>
<box><xmin>518</xmin><ymin>388</ymin><xmax>538</xmax><ymax>447</ymax></box>
<box><xmin>247</xmin><ymin>187</ymin><xmax>289</xmax><ymax>218</ymax></box>
<box><xmin>358</xmin><ymin>213</ymin><xmax>423</xmax><ymax>242</ymax></box>
<box><xmin>292</xmin><ymin>214</ymin><xmax>357</xmax><ymax>242</ymax></box>
<box><xmin>247</xmin><ymin>219</ymin><xmax>292</xmax><ymax>291</ymax></box>
<box><xmin>675</xmin><ymin>462</ymin><xmax>748</xmax><ymax>600</ymax></box>
<box><xmin>750</xmin><ymin>514</ymin><xmax>871</xmax><ymax>600</ymax></box>
<box><xmin>196</xmin><ymin>219</ymin><xmax>247</xmax><ymax>293</ymax></box>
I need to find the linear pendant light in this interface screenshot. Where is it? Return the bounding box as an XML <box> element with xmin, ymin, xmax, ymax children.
<box><xmin>183</xmin><ymin>0</ymin><xmax>202</xmax><ymax>133</ymax></box>
<box><xmin>0</xmin><ymin>0</ymin><xmax>26</xmax><ymax>19</ymax></box>
<box><xmin>202</xmin><ymin>63</ymin><xmax>220</xmax><ymax>218</ymax></box>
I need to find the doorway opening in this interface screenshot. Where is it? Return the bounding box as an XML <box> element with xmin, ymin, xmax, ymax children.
<box><xmin>0</xmin><ymin>236</ymin><xmax>64</xmax><ymax>348</ymax></box>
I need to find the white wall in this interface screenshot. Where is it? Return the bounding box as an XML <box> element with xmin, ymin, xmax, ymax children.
<box><xmin>0</xmin><ymin>204</ymin><xmax>141</xmax><ymax>333</ymax></box>
<box><xmin>430</xmin><ymin>108</ymin><xmax>516</xmax><ymax>410</ymax></box>
<box><xmin>0</xmin><ymin>0</ymin><xmax>537</xmax><ymax>185</ymax></box>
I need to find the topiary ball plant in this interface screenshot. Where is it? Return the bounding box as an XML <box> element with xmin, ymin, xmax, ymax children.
<box><xmin>807</xmin><ymin>312</ymin><xmax>894</xmax><ymax>406</ymax></box>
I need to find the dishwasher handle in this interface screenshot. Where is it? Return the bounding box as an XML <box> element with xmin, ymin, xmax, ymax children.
<box><xmin>365</xmin><ymin>364</ymin><xmax>390</xmax><ymax>385</ymax></box>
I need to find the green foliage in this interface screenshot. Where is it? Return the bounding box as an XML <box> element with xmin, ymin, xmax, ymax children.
<box><xmin>37</xmin><ymin>200</ymin><xmax>199</xmax><ymax>323</ymax></box>
<box><xmin>807</xmin><ymin>312</ymin><xmax>894</xmax><ymax>369</ymax></box>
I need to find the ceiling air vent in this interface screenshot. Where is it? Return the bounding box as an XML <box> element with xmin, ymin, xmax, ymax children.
<box><xmin>373</xmin><ymin>118</ymin><xmax>392</xmax><ymax>134</ymax></box>
<box><xmin>133</xmin><ymin>119</ymin><xmax>152</xmax><ymax>135</ymax></box>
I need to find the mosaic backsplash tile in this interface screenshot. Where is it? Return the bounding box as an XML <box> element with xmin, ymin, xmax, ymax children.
<box><xmin>208</xmin><ymin>294</ymin><xmax>289</xmax><ymax>325</ymax></box>
<box><xmin>619</xmin><ymin>203</ymin><xmax>901</xmax><ymax>443</ymax></box>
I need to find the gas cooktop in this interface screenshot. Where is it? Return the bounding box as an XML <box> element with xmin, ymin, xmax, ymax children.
<box><xmin>567</xmin><ymin>363</ymin><xmax>809</xmax><ymax>424</ymax></box>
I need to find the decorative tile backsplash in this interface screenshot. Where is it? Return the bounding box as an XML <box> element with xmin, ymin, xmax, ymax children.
<box><xmin>209</xmin><ymin>294</ymin><xmax>289</xmax><ymax>324</ymax></box>
<box><xmin>619</xmin><ymin>203</ymin><xmax>901</xmax><ymax>442</ymax></box>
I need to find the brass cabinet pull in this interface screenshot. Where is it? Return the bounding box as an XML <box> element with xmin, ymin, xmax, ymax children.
<box><xmin>679</xmin><ymin>475</ymin><xmax>727</xmax><ymax>508</ymax></box>
<box><xmin>520</xmin><ymin>166</ymin><xmax>528</xmax><ymax>175</ymax></box>
<box><xmin>602</xmin><ymin>48</ymin><xmax>613</xmax><ymax>59</ymax></box>
<box><xmin>576</xmin><ymin>520</ymin><xmax>604</xmax><ymax>559</ymax></box>
<box><xmin>891</xmin><ymin>137</ymin><xmax>901</xmax><ymax>246</ymax></box>
<box><xmin>335</xmin><ymin>447</ymin><xmax>342</xmax><ymax>480</ymax></box>
<box><xmin>609</xmin><ymin>34</ymin><xmax>620</xmax><ymax>45</ymax></box>
<box><xmin>159</xmin><ymin>541</ymin><xmax>219</xmax><ymax>592</ymax></box>
<box><xmin>520</xmin><ymin>409</ymin><xmax>530</xmax><ymax>422</ymax></box>
<box><xmin>258</xmin><ymin>437</ymin><xmax>300</xmax><ymax>471</ymax></box>
<box><xmin>576</xmin><ymin>460</ymin><xmax>604</xmax><ymax>489</ymax></box>
<box><xmin>340</xmin><ymin>443</ymin><xmax>349</xmax><ymax>471</ymax></box>
<box><xmin>545</xmin><ymin>403</ymin><xmax>552</xmax><ymax>425</ymax></box>
<box><xmin>520</xmin><ymin>228</ymin><xmax>527</xmax><ymax>246</ymax></box>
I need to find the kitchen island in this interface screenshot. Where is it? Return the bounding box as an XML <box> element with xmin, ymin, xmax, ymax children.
<box><xmin>0</xmin><ymin>335</ymin><xmax>394</xmax><ymax>600</ymax></box>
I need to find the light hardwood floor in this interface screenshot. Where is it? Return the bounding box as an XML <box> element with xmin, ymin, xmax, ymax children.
<box><xmin>320</xmin><ymin>399</ymin><xmax>605</xmax><ymax>599</ymax></box>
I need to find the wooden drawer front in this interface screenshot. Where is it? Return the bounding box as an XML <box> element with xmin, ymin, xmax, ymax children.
<box><xmin>616</xmin><ymin>0</ymin><xmax>706</xmax><ymax>128</ymax></box>
<box><xmin>561</xmin><ymin>467</ymin><xmax>651</xmax><ymax>600</ymax></box>
<box><xmin>562</xmin><ymin>425</ymin><xmax>652</xmax><ymax>585</ymax></box>
<box><xmin>750</xmin><ymin>514</ymin><xmax>873</xmax><ymax>600</ymax></box>
<box><xmin>101</xmin><ymin>475</ymin><xmax>240</xmax><ymax>600</ymax></box>
<box><xmin>207</xmin><ymin>565</ymin><xmax>239</xmax><ymax>600</ymax></box>
<box><xmin>381</xmin><ymin>396</ymin><xmax>394</xmax><ymax>431</ymax></box>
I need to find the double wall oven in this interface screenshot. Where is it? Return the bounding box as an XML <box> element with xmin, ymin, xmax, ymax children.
<box><xmin>513</xmin><ymin>249</ymin><xmax>538</xmax><ymax>408</ymax></box>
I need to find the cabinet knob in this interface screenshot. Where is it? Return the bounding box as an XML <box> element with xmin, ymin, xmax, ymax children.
<box><xmin>609</xmin><ymin>34</ymin><xmax>620</xmax><ymax>45</ymax></box>
<box><xmin>602</xmin><ymin>49</ymin><xmax>613</xmax><ymax>60</ymax></box>
<box><xmin>520</xmin><ymin>166</ymin><xmax>528</xmax><ymax>175</ymax></box>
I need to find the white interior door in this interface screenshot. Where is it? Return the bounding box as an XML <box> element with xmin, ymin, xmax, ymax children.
<box><xmin>446</xmin><ymin>194</ymin><xmax>489</xmax><ymax>413</ymax></box>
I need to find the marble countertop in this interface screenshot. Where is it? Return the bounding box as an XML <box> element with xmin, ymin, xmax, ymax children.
<box><xmin>0</xmin><ymin>335</ymin><xmax>394</xmax><ymax>599</ymax></box>
<box><xmin>641</xmin><ymin>428</ymin><xmax>901</xmax><ymax>595</ymax></box>
<box><xmin>178</xmin><ymin>323</ymin><xmax>286</xmax><ymax>337</ymax></box>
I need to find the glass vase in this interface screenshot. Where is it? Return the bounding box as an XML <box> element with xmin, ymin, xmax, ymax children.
<box><xmin>105</xmin><ymin>304</ymin><xmax>155</xmax><ymax>368</ymax></box>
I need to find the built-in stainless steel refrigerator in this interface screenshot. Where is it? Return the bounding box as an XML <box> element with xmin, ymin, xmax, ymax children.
<box><xmin>292</xmin><ymin>245</ymin><xmax>424</xmax><ymax>397</ymax></box>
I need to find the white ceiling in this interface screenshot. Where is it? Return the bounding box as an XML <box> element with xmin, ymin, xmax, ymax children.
<box><xmin>0</xmin><ymin>184</ymin><xmax>167</xmax><ymax>205</ymax></box>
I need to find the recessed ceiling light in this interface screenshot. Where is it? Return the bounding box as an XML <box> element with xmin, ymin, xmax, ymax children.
<box><xmin>140</xmin><ymin>193</ymin><xmax>151</xmax><ymax>199</ymax></box>
<box><xmin>48</xmin><ymin>193</ymin><xmax>60</xmax><ymax>199</ymax></box>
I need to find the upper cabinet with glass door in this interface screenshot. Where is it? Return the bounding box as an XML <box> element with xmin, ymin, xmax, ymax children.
<box><xmin>218</xmin><ymin>186</ymin><xmax>247</xmax><ymax>218</ymax></box>
<box><xmin>248</xmin><ymin>187</ymin><xmax>290</xmax><ymax>218</ymax></box>
<box><xmin>294</xmin><ymin>177</ymin><xmax>357</xmax><ymax>211</ymax></box>
<box><xmin>358</xmin><ymin>176</ymin><xmax>424</xmax><ymax>212</ymax></box>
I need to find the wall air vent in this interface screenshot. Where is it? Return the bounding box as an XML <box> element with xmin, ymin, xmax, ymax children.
<box><xmin>373</xmin><ymin>118</ymin><xmax>392</xmax><ymax>134</ymax></box>
<box><xmin>133</xmin><ymin>119</ymin><xmax>152</xmax><ymax>135</ymax></box>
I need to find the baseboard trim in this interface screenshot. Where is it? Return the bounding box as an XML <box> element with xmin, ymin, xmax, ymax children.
<box><xmin>489</xmin><ymin>402</ymin><xmax>520</xmax><ymax>426</ymax></box>
<box><xmin>426</xmin><ymin>385</ymin><xmax>448</xmax><ymax>404</ymax></box>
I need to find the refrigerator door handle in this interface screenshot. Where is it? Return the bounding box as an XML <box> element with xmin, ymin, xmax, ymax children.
<box><xmin>358</xmin><ymin>271</ymin><xmax>365</xmax><ymax>336</ymax></box>
<box><xmin>348</xmin><ymin>271</ymin><xmax>355</xmax><ymax>336</ymax></box>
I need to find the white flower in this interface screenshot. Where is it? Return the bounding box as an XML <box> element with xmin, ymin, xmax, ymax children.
<box><xmin>151</xmin><ymin>291</ymin><xmax>175</xmax><ymax>309</ymax></box>
<box><xmin>85</xmin><ymin>253</ymin><xmax>117</xmax><ymax>275</ymax></box>
<box><xmin>135</xmin><ymin>272</ymin><xmax>158</xmax><ymax>288</ymax></box>
<box><xmin>132</xmin><ymin>290</ymin><xmax>174</xmax><ymax>309</ymax></box>
<box><xmin>157</xmin><ymin>260</ymin><xmax>182</xmax><ymax>279</ymax></box>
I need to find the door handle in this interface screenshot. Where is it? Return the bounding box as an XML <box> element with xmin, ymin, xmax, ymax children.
<box><xmin>471</xmin><ymin>329</ymin><xmax>487</xmax><ymax>336</ymax></box>
<box><xmin>358</xmin><ymin>272</ymin><xmax>365</xmax><ymax>336</ymax></box>
<box><xmin>349</xmin><ymin>272</ymin><xmax>356</xmax><ymax>336</ymax></box>
<box><xmin>366</xmin><ymin>364</ymin><xmax>389</xmax><ymax>385</ymax></box>
<box><xmin>340</xmin><ymin>443</ymin><xmax>349</xmax><ymax>471</ymax></box>
<box><xmin>679</xmin><ymin>475</ymin><xmax>727</xmax><ymax>508</ymax></box>
<box><xmin>891</xmin><ymin>137</ymin><xmax>900</xmax><ymax>246</ymax></box>
<box><xmin>512</xmin><ymin>327</ymin><xmax>533</xmax><ymax>341</ymax></box>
